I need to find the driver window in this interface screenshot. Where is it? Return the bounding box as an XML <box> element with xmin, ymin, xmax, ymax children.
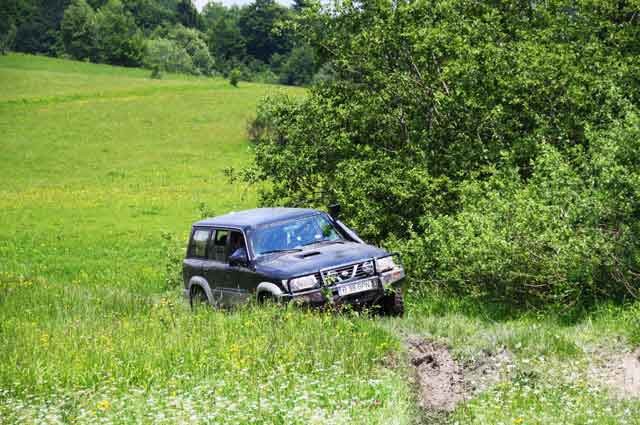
<box><xmin>228</xmin><ymin>231</ymin><xmax>246</xmax><ymax>259</ymax></box>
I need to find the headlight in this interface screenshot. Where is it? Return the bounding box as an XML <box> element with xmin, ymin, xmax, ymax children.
<box><xmin>376</xmin><ymin>255</ymin><xmax>405</xmax><ymax>286</ymax></box>
<box><xmin>376</xmin><ymin>256</ymin><xmax>397</xmax><ymax>273</ymax></box>
<box><xmin>288</xmin><ymin>274</ymin><xmax>318</xmax><ymax>292</ymax></box>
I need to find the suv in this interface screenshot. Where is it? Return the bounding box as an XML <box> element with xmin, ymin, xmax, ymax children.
<box><xmin>182</xmin><ymin>207</ymin><xmax>406</xmax><ymax>315</ymax></box>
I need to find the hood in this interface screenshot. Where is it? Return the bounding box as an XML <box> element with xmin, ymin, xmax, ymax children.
<box><xmin>254</xmin><ymin>241</ymin><xmax>388</xmax><ymax>279</ymax></box>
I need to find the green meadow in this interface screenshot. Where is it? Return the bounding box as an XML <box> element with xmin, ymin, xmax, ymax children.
<box><xmin>1</xmin><ymin>53</ymin><xmax>639</xmax><ymax>424</ymax></box>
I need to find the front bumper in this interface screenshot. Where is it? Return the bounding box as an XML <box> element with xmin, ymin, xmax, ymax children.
<box><xmin>282</xmin><ymin>270</ymin><xmax>405</xmax><ymax>308</ymax></box>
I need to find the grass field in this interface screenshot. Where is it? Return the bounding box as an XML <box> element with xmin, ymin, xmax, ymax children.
<box><xmin>1</xmin><ymin>53</ymin><xmax>639</xmax><ymax>424</ymax></box>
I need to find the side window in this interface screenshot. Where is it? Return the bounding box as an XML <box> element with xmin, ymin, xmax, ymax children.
<box><xmin>210</xmin><ymin>229</ymin><xmax>229</xmax><ymax>262</ymax></box>
<box><xmin>228</xmin><ymin>231</ymin><xmax>246</xmax><ymax>257</ymax></box>
<box><xmin>189</xmin><ymin>229</ymin><xmax>210</xmax><ymax>258</ymax></box>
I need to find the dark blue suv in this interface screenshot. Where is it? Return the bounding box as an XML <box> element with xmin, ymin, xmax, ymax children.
<box><xmin>182</xmin><ymin>207</ymin><xmax>406</xmax><ymax>315</ymax></box>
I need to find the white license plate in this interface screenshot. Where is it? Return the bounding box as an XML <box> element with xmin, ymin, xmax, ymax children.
<box><xmin>338</xmin><ymin>279</ymin><xmax>377</xmax><ymax>296</ymax></box>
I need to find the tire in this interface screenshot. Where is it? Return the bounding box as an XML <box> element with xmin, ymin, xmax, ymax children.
<box><xmin>258</xmin><ymin>292</ymin><xmax>275</xmax><ymax>305</ymax></box>
<box><xmin>381</xmin><ymin>290</ymin><xmax>404</xmax><ymax>317</ymax></box>
<box><xmin>190</xmin><ymin>286</ymin><xmax>209</xmax><ymax>311</ymax></box>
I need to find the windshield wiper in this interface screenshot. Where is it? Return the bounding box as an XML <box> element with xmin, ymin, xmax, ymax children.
<box><xmin>301</xmin><ymin>239</ymin><xmax>344</xmax><ymax>247</ymax></box>
<box><xmin>259</xmin><ymin>248</ymin><xmax>303</xmax><ymax>255</ymax></box>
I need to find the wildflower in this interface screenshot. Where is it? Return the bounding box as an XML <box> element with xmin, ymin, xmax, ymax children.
<box><xmin>40</xmin><ymin>333</ymin><xmax>50</xmax><ymax>347</ymax></box>
<box><xmin>513</xmin><ymin>418</ymin><xmax>524</xmax><ymax>424</ymax></box>
<box><xmin>97</xmin><ymin>399</ymin><xmax>111</xmax><ymax>411</ymax></box>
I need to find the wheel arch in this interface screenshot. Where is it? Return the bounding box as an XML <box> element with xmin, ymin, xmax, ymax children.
<box><xmin>256</xmin><ymin>281</ymin><xmax>285</xmax><ymax>301</ymax></box>
<box><xmin>188</xmin><ymin>276</ymin><xmax>214</xmax><ymax>305</ymax></box>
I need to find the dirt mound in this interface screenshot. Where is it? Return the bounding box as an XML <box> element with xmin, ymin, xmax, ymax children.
<box><xmin>406</xmin><ymin>337</ymin><xmax>465</xmax><ymax>412</ymax></box>
<box><xmin>589</xmin><ymin>347</ymin><xmax>640</xmax><ymax>399</ymax></box>
<box><xmin>406</xmin><ymin>337</ymin><xmax>513</xmax><ymax>413</ymax></box>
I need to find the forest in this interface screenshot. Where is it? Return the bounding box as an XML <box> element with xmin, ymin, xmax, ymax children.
<box><xmin>0</xmin><ymin>0</ymin><xmax>319</xmax><ymax>84</ymax></box>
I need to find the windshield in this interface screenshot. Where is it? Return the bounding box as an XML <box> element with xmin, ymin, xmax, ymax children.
<box><xmin>251</xmin><ymin>214</ymin><xmax>343</xmax><ymax>256</ymax></box>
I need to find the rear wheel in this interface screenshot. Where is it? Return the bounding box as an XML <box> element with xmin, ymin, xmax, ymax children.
<box><xmin>381</xmin><ymin>290</ymin><xmax>404</xmax><ymax>317</ymax></box>
<box><xmin>190</xmin><ymin>286</ymin><xmax>209</xmax><ymax>311</ymax></box>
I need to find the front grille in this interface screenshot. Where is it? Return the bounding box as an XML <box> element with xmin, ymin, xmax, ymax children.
<box><xmin>321</xmin><ymin>261</ymin><xmax>374</xmax><ymax>286</ymax></box>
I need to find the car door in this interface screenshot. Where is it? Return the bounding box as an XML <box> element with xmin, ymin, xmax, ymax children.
<box><xmin>227</xmin><ymin>230</ymin><xmax>258</xmax><ymax>301</ymax></box>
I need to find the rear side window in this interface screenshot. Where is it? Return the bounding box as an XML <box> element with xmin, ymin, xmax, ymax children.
<box><xmin>189</xmin><ymin>229</ymin><xmax>210</xmax><ymax>258</ymax></box>
<box><xmin>210</xmin><ymin>229</ymin><xmax>229</xmax><ymax>262</ymax></box>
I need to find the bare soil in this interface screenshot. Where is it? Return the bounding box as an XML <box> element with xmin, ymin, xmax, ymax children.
<box><xmin>590</xmin><ymin>347</ymin><xmax>640</xmax><ymax>399</ymax></box>
<box><xmin>406</xmin><ymin>336</ymin><xmax>513</xmax><ymax>413</ymax></box>
<box><xmin>406</xmin><ymin>337</ymin><xmax>465</xmax><ymax>412</ymax></box>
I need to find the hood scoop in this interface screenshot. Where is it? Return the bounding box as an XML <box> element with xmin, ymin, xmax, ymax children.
<box><xmin>297</xmin><ymin>251</ymin><xmax>321</xmax><ymax>259</ymax></box>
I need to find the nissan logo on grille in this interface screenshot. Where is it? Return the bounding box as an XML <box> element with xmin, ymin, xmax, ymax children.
<box><xmin>322</xmin><ymin>262</ymin><xmax>374</xmax><ymax>285</ymax></box>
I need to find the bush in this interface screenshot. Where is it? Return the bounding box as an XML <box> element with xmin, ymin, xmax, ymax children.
<box><xmin>160</xmin><ymin>232</ymin><xmax>184</xmax><ymax>290</ymax></box>
<box><xmin>144</xmin><ymin>38</ymin><xmax>194</xmax><ymax>75</ymax></box>
<box><xmin>394</xmin><ymin>113</ymin><xmax>640</xmax><ymax>307</ymax></box>
<box><xmin>149</xmin><ymin>65</ymin><xmax>163</xmax><ymax>79</ymax></box>
<box><xmin>229</xmin><ymin>68</ymin><xmax>241</xmax><ymax>86</ymax></box>
<box><xmin>167</xmin><ymin>25</ymin><xmax>214</xmax><ymax>75</ymax></box>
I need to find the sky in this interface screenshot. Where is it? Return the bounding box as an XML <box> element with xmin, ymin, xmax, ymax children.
<box><xmin>193</xmin><ymin>0</ymin><xmax>293</xmax><ymax>11</ymax></box>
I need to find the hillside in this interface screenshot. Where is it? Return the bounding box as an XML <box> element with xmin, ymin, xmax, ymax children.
<box><xmin>1</xmin><ymin>54</ymin><xmax>639</xmax><ymax>425</ymax></box>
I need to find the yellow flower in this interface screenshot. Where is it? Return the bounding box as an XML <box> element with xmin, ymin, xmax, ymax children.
<box><xmin>97</xmin><ymin>400</ymin><xmax>111</xmax><ymax>411</ymax></box>
<box><xmin>514</xmin><ymin>418</ymin><xmax>524</xmax><ymax>425</ymax></box>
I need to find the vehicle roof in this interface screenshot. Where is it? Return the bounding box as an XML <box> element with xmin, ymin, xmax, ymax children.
<box><xmin>194</xmin><ymin>208</ymin><xmax>320</xmax><ymax>230</ymax></box>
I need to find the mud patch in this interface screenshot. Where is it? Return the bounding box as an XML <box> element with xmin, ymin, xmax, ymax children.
<box><xmin>590</xmin><ymin>347</ymin><xmax>640</xmax><ymax>399</ymax></box>
<box><xmin>406</xmin><ymin>337</ymin><xmax>513</xmax><ymax>413</ymax></box>
<box><xmin>406</xmin><ymin>337</ymin><xmax>465</xmax><ymax>412</ymax></box>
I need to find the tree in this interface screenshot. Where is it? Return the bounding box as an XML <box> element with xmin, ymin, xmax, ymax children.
<box><xmin>291</xmin><ymin>0</ymin><xmax>312</xmax><ymax>11</ymax></box>
<box><xmin>144</xmin><ymin>37</ymin><xmax>193</xmax><ymax>74</ymax></box>
<box><xmin>200</xmin><ymin>1</ymin><xmax>227</xmax><ymax>28</ymax></box>
<box><xmin>167</xmin><ymin>25</ymin><xmax>213</xmax><ymax>75</ymax></box>
<box><xmin>238</xmin><ymin>0</ymin><xmax>292</xmax><ymax>63</ymax></box>
<box><xmin>125</xmin><ymin>0</ymin><xmax>177</xmax><ymax>33</ymax></box>
<box><xmin>176</xmin><ymin>0</ymin><xmax>199</xmax><ymax>29</ymax></box>
<box><xmin>95</xmin><ymin>0</ymin><xmax>144</xmax><ymax>66</ymax></box>
<box><xmin>277</xmin><ymin>44</ymin><xmax>316</xmax><ymax>85</ymax></box>
<box><xmin>207</xmin><ymin>12</ymin><xmax>245</xmax><ymax>64</ymax></box>
<box><xmin>61</xmin><ymin>0</ymin><xmax>95</xmax><ymax>60</ymax></box>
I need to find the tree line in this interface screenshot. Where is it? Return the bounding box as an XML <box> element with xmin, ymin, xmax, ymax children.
<box><xmin>0</xmin><ymin>0</ymin><xmax>320</xmax><ymax>85</ymax></box>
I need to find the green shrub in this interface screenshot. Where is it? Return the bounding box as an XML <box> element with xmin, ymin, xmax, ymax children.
<box><xmin>144</xmin><ymin>38</ymin><xmax>194</xmax><ymax>75</ymax></box>
<box><xmin>149</xmin><ymin>65</ymin><xmax>163</xmax><ymax>79</ymax></box>
<box><xmin>167</xmin><ymin>25</ymin><xmax>214</xmax><ymax>75</ymax></box>
<box><xmin>160</xmin><ymin>232</ymin><xmax>183</xmax><ymax>290</ymax></box>
<box><xmin>394</xmin><ymin>113</ymin><xmax>640</xmax><ymax>307</ymax></box>
<box><xmin>229</xmin><ymin>68</ymin><xmax>241</xmax><ymax>87</ymax></box>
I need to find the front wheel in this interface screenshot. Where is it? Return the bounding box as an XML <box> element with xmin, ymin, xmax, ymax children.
<box><xmin>380</xmin><ymin>290</ymin><xmax>404</xmax><ymax>317</ymax></box>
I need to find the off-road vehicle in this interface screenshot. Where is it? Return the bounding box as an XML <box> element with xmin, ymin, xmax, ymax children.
<box><xmin>182</xmin><ymin>207</ymin><xmax>406</xmax><ymax>315</ymax></box>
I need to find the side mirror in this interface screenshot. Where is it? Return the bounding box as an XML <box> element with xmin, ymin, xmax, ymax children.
<box><xmin>229</xmin><ymin>247</ymin><xmax>249</xmax><ymax>267</ymax></box>
<box><xmin>328</xmin><ymin>203</ymin><xmax>341</xmax><ymax>219</ymax></box>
